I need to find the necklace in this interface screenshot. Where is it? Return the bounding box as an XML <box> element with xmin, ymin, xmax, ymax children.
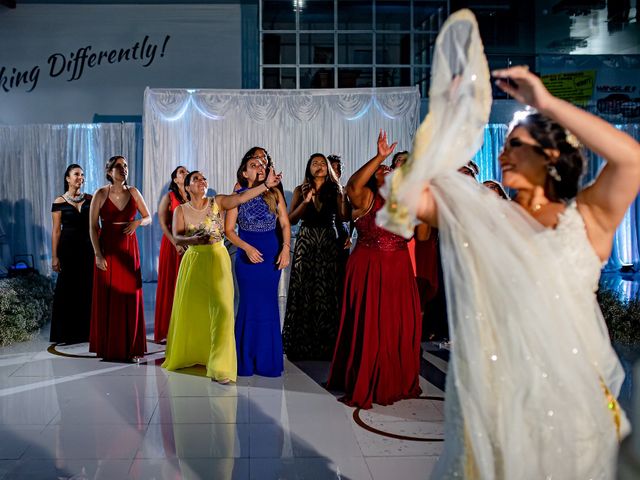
<box><xmin>64</xmin><ymin>192</ymin><xmax>85</xmax><ymax>203</ymax></box>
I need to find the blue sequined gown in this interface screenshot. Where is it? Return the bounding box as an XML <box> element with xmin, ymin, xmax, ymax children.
<box><xmin>234</xmin><ymin>189</ymin><xmax>283</xmax><ymax>377</ymax></box>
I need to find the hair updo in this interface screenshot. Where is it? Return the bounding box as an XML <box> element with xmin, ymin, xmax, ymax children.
<box><xmin>63</xmin><ymin>164</ymin><xmax>83</xmax><ymax>192</ymax></box>
<box><xmin>105</xmin><ymin>155</ymin><xmax>127</xmax><ymax>185</ymax></box>
<box><xmin>513</xmin><ymin>113</ymin><xmax>584</xmax><ymax>201</ymax></box>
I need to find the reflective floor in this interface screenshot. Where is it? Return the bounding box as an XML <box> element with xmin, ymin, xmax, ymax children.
<box><xmin>0</xmin><ymin>285</ymin><xmax>447</xmax><ymax>480</ymax></box>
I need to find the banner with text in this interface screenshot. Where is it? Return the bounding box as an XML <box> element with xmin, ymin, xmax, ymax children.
<box><xmin>0</xmin><ymin>4</ymin><xmax>242</xmax><ymax>124</ymax></box>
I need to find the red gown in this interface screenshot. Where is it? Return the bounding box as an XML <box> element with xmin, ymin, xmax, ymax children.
<box><xmin>327</xmin><ymin>194</ymin><xmax>422</xmax><ymax>409</ymax></box>
<box><xmin>90</xmin><ymin>194</ymin><xmax>146</xmax><ymax>361</ymax></box>
<box><xmin>154</xmin><ymin>191</ymin><xmax>183</xmax><ymax>343</ymax></box>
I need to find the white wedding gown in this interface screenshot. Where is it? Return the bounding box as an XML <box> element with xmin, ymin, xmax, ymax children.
<box><xmin>428</xmin><ymin>196</ymin><xmax>630</xmax><ymax>479</ymax></box>
<box><xmin>376</xmin><ymin>10</ymin><xmax>630</xmax><ymax>479</ymax></box>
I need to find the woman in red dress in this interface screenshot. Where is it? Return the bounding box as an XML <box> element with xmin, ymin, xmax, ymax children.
<box><xmin>154</xmin><ymin>165</ymin><xmax>188</xmax><ymax>343</ymax></box>
<box><xmin>89</xmin><ymin>155</ymin><xmax>151</xmax><ymax>362</ymax></box>
<box><xmin>327</xmin><ymin>131</ymin><xmax>422</xmax><ymax>409</ymax></box>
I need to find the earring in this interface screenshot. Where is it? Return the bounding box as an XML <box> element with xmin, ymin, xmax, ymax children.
<box><xmin>548</xmin><ymin>164</ymin><xmax>562</xmax><ymax>182</ymax></box>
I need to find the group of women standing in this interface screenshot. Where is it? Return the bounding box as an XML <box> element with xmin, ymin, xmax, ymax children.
<box><xmin>50</xmin><ymin>156</ymin><xmax>150</xmax><ymax>363</ymax></box>
<box><xmin>50</xmin><ymin>142</ymin><xmax>423</xmax><ymax>407</ymax></box>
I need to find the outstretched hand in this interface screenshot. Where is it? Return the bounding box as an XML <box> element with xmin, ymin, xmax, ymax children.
<box><xmin>377</xmin><ymin>130</ymin><xmax>398</xmax><ymax>159</ymax></box>
<box><xmin>265</xmin><ymin>169</ymin><xmax>282</xmax><ymax>189</ymax></box>
<box><xmin>492</xmin><ymin>66</ymin><xmax>554</xmax><ymax>112</ymax></box>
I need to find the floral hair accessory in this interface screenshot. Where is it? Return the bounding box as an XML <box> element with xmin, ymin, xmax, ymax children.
<box><xmin>565</xmin><ymin>129</ymin><xmax>581</xmax><ymax>149</ymax></box>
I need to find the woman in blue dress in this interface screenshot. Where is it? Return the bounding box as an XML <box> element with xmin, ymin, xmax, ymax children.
<box><xmin>225</xmin><ymin>147</ymin><xmax>291</xmax><ymax>377</ymax></box>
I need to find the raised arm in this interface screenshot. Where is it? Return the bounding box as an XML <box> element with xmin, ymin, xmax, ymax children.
<box><xmin>494</xmin><ymin>66</ymin><xmax>640</xmax><ymax>252</ymax></box>
<box><xmin>89</xmin><ymin>187</ymin><xmax>108</xmax><ymax>271</ymax></box>
<box><xmin>347</xmin><ymin>130</ymin><xmax>397</xmax><ymax>210</ymax></box>
<box><xmin>216</xmin><ymin>170</ymin><xmax>281</xmax><ymax>211</ymax></box>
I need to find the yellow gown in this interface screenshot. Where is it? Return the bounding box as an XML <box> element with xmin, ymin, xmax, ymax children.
<box><xmin>162</xmin><ymin>198</ymin><xmax>237</xmax><ymax>381</ymax></box>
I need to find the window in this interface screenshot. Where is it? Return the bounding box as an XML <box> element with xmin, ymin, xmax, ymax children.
<box><xmin>260</xmin><ymin>0</ymin><xmax>447</xmax><ymax>91</ymax></box>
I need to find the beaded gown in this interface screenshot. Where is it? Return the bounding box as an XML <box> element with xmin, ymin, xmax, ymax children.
<box><xmin>234</xmin><ymin>189</ymin><xmax>283</xmax><ymax>377</ymax></box>
<box><xmin>162</xmin><ymin>198</ymin><xmax>237</xmax><ymax>382</ymax></box>
<box><xmin>327</xmin><ymin>193</ymin><xmax>422</xmax><ymax>409</ymax></box>
<box><xmin>430</xmin><ymin>201</ymin><xmax>630</xmax><ymax>479</ymax></box>
<box><xmin>282</xmin><ymin>187</ymin><xmax>341</xmax><ymax>360</ymax></box>
<box><xmin>50</xmin><ymin>195</ymin><xmax>94</xmax><ymax>344</ymax></box>
<box><xmin>154</xmin><ymin>191</ymin><xmax>184</xmax><ymax>343</ymax></box>
<box><xmin>90</xmin><ymin>192</ymin><xmax>146</xmax><ymax>361</ymax></box>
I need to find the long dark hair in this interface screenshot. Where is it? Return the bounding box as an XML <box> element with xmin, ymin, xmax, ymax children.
<box><xmin>513</xmin><ymin>113</ymin><xmax>584</xmax><ymax>201</ymax></box>
<box><xmin>168</xmin><ymin>165</ymin><xmax>187</xmax><ymax>203</ymax></box>
<box><xmin>105</xmin><ymin>155</ymin><xmax>127</xmax><ymax>185</ymax></box>
<box><xmin>63</xmin><ymin>164</ymin><xmax>83</xmax><ymax>192</ymax></box>
<box><xmin>303</xmin><ymin>153</ymin><xmax>340</xmax><ymax>202</ymax></box>
<box><xmin>237</xmin><ymin>147</ymin><xmax>279</xmax><ymax>213</ymax></box>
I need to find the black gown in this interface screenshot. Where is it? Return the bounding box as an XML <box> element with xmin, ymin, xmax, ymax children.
<box><xmin>282</xmin><ymin>189</ymin><xmax>341</xmax><ymax>360</ymax></box>
<box><xmin>50</xmin><ymin>196</ymin><xmax>94</xmax><ymax>344</ymax></box>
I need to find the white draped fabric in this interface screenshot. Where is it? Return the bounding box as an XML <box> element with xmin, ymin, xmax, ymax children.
<box><xmin>142</xmin><ymin>87</ymin><xmax>420</xmax><ymax>280</ymax></box>
<box><xmin>379</xmin><ymin>9</ymin><xmax>628</xmax><ymax>479</ymax></box>
<box><xmin>0</xmin><ymin>123</ymin><xmax>140</xmax><ymax>276</ymax></box>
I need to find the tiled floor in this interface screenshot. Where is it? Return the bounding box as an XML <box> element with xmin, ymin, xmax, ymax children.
<box><xmin>0</xmin><ymin>285</ymin><xmax>446</xmax><ymax>480</ymax></box>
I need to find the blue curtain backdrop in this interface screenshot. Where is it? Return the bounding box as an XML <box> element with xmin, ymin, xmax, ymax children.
<box><xmin>474</xmin><ymin>124</ymin><xmax>640</xmax><ymax>272</ymax></box>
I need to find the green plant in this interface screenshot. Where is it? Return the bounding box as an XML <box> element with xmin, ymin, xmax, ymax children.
<box><xmin>597</xmin><ymin>288</ymin><xmax>640</xmax><ymax>345</ymax></box>
<box><xmin>0</xmin><ymin>273</ymin><xmax>53</xmax><ymax>347</ymax></box>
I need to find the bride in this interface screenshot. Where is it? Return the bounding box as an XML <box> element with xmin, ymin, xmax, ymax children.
<box><xmin>379</xmin><ymin>9</ymin><xmax>640</xmax><ymax>480</ymax></box>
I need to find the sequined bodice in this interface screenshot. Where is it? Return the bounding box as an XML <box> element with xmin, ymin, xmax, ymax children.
<box><xmin>182</xmin><ymin>198</ymin><xmax>224</xmax><ymax>243</ymax></box>
<box><xmin>237</xmin><ymin>188</ymin><xmax>276</xmax><ymax>232</ymax></box>
<box><xmin>355</xmin><ymin>194</ymin><xmax>407</xmax><ymax>252</ymax></box>
<box><xmin>539</xmin><ymin>201</ymin><xmax>602</xmax><ymax>293</ymax></box>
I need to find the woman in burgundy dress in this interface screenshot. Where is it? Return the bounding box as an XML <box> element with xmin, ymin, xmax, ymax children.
<box><xmin>89</xmin><ymin>155</ymin><xmax>151</xmax><ymax>362</ymax></box>
<box><xmin>154</xmin><ymin>165</ymin><xmax>188</xmax><ymax>343</ymax></box>
<box><xmin>327</xmin><ymin>131</ymin><xmax>422</xmax><ymax>409</ymax></box>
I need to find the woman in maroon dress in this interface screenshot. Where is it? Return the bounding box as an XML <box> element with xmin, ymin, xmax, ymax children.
<box><xmin>154</xmin><ymin>165</ymin><xmax>188</xmax><ymax>343</ymax></box>
<box><xmin>327</xmin><ymin>131</ymin><xmax>422</xmax><ymax>409</ymax></box>
<box><xmin>89</xmin><ymin>155</ymin><xmax>151</xmax><ymax>362</ymax></box>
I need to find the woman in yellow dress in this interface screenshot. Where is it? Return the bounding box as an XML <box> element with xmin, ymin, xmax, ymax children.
<box><xmin>162</xmin><ymin>169</ymin><xmax>282</xmax><ymax>383</ymax></box>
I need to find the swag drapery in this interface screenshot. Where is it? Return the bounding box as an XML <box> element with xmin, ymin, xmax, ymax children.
<box><xmin>0</xmin><ymin>115</ymin><xmax>636</xmax><ymax>281</ymax></box>
<box><xmin>142</xmin><ymin>87</ymin><xmax>421</xmax><ymax>280</ymax></box>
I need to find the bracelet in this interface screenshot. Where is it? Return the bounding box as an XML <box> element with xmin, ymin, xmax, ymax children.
<box><xmin>282</xmin><ymin>243</ymin><xmax>290</xmax><ymax>249</ymax></box>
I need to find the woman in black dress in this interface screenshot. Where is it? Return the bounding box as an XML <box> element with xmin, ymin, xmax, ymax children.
<box><xmin>282</xmin><ymin>153</ymin><xmax>347</xmax><ymax>360</ymax></box>
<box><xmin>50</xmin><ymin>164</ymin><xmax>94</xmax><ymax>344</ymax></box>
